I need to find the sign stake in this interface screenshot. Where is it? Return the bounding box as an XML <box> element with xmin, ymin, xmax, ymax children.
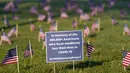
<box><xmin>73</xmin><ymin>61</ymin><xmax>75</xmax><ymax>71</ymax></box>
<box><xmin>54</xmin><ymin>62</ymin><xmax>56</xmax><ymax>73</ymax></box>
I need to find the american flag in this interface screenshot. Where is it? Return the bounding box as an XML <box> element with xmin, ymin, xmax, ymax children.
<box><xmin>60</xmin><ymin>12</ymin><xmax>68</xmax><ymax>19</ymax></box>
<box><xmin>39</xmin><ymin>27</ymin><xmax>45</xmax><ymax>40</ymax></box>
<box><xmin>107</xmin><ymin>0</ymin><xmax>116</xmax><ymax>8</ymax></box>
<box><xmin>111</xmin><ymin>17</ymin><xmax>117</xmax><ymax>25</ymax></box>
<box><xmin>4</xmin><ymin>1</ymin><xmax>18</xmax><ymax>12</ymax></box>
<box><xmin>92</xmin><ymin>21</ymin><xmax>98</xmax><ymax>32</ymax></box>
<box><xmin>86</xmin><ymin>43</ymin><xmax>95</xmax><ymax>59</ymax></box>
<box><xmin>90</xmin><ymin>7</ymin><xmax>98</xmax><ymax>16</ymax></box>
<box><xmin>30</xmin><ymin>6</ymin><xmax>39</xmax><ymax>15</ymax></box>
<box><xmin>47</xmin><ymin>10</ymin><xmax>54</xmax><ymax>17</ymax></box>
<box><xmin>4</xmin><ymin>15</ymin><xmax>11</xmax><ymax>27</ymax></box>
<box><xmin>80</xmin><ymin>13</ymin><xmax>90</xmax><ymax>21</ymax></box>
<box><xmin>1</xmin><ymin>31</ymin><xmax>12</xmax><ymax>44</ymax></box>
<box><xmin>84</xmin><ymin>24</ymin><xmax>90</xmax><ymax>37</ymax></box>
<box><xmin>50</xmin><ymin>21</ymin><xmax>57</xmax><ymax>31</ymax></box>
<box><xmin>97</xmin><ymin>3</ymin><xmax>104</xmax><ymax>13</ymax></box>
<box><xmin>124</xmin><ymin>24</ymin><xmax>130</xmax><ymax>34</ymax></box>
<box><xmin>37</xmin><ymin>14</ymin><xmax>46</xmax><ymax>22</ymax></box>
<box><xmin>12</xmin><ymin>13</ymin><xmax>19</xmax><ymax>20</ymax></box>
<box><xmin>7</xmin><ymin>27</ymin><xmax>16</xmax><ymax>37</ymax></box>
<box><xmin>44</xmin><ymin>5</ymin><xmax>51</xmax><ymax>12</ymax></box>
<box><xmin>47</xmin><ymin>15</ymin><xmax>53</xmax><ymax>24</ymax></box>
<box><xmin>4</xmin><ymin>1</ymin><xmax>14</xmax><ymax>12</ymax></box>
<box><xmin>2</xmin><ymin>48</ymin><xmax>18</xmax><ymax>65</ymax></box>
<box><xmin>66</xmin><ymin>1</ymin><xmax>78</xmax><ymax>11</ymax></box>
<box><xmin>30</xmin><ymin>20</ymin><xmax>35</xmax><ymax>32</ymax></box>
<box><xmin>72</xmin><ymin>19</ymin><xmax>78</xmax><ymax>29</ymax></box>
<box><xmin>120</xmin><ymin>9</ymin><xmax>126</xmax><ymax>18</ymax></box>
<box><xmin>76</xmin><ymin>8</ymin><xmax>83</xmax><ymax>14</ymax></box>
<box><xmin>122</xmin><ymin>50</ymin><xmax>130</xmax><ymax>67</ymax></box>
<box><xmin>24</xmin><ymin>44</ymin><xmax>34</xmax><ymax>57</ymax></box>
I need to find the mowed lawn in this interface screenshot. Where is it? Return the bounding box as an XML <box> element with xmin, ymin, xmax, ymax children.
<box><xmin>0</xmin><ymin>0</ymin><xmax>130</xmax><ymax>73</ymax></box>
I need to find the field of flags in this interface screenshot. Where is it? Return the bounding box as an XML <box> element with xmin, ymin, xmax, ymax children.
<box><xmin>1</xmin><ymin>0</ymin><xmax>130</xmax><ymax>73</ymax></box>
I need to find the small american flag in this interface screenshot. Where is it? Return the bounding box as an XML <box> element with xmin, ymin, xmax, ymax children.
<box><xmin>92</xmin><ymin>21</ymin><xmax>98</xmax><ymax>32</ymax></box>
<box><xmin>39</xmin><ymin>27</ymin><xmax>45</xmax><ymax>40</ymax></box>
<box><xmin>80</xmin><ymin>13</ymin><xmax>90</xmax><ymax>21</ymax></box>
<box><xmin>30</xmin><ymin>6</ymin><xmax>39</xmax><ymax>15</ymax></box>
<box><xmin>72</xmin><ymin>19</ymin><xmax>78</xmax><ymax>29</ymax></box>
<box><xmin>47</xmin><ymin>15</ymin><xmax>53</xmax><ymax>24</ymax></box>
<box><xmin>84</xmin><ymin>24</ymin><xmax>90</xmax><ymax>37</ymax></box>
<box><xmin>30</xmin><ymin>20</ymin><xmax>35</xmax><ymax>32</ymax></box>
<box><xmin>7</xmin><ymin>27</ymin><xmax>16</xmax><ymax>37</ymax></box>
<box><xmin>111</xmin><ymin>17</ymin><xmax>117</xmax><ymax>25</ymax></box>
<box><xmin>4</xmin><ymin>15</ymin><xmax>11</xmax><ymax>27</ymax></box>
<box><xmin>24</xmin><ymin>44</ymin><xmax>34</xmax><ymax>57</ymax></box>
<box><xmin>12</xmin><ymin>13</ymin><xmax>19</xmax><ymax>20</ymax></box>
<box><xmin>124</xmin><ymin>24</ymin><xmax>130</xmax><ymax>34</ymax></box>
<box><xmin>4</xmin><ymin>1</ymin><xmax>14</xmax><ymax>12</ymax></box>
<box><xmin>90</xmin><ymin>7</ymin><xmax>98</xmax><ymax>16</ymax></box>
<box><xmin>37</xmin><ymin>14</ymin><xmax>46</xmax><ymax>22</ymax></box>
<box><xmin>76</xmin><ymin>8</ymin><xmax>83</xmax><ymax>14</ymax></box>
<box><xmin>122</xmin><ymin>50</ymin><xmax>130</xmax><ymax>67</ymax></box>
<box><xmin>50</xmin><ymin>21</ymin><xmax>57</xmax><ymax>31</ymax></box>
<box><xmin>44</xmin><ymin>5</ymin><xmax>51</xmax><ymax>12</ymax></box>
<box><xmin>1</xmin><ymin>31</ymin><xmax>12</xmax><ymax>44</ymax></box>
<box><xmin>2</xmin><ymin>48</ymin><xmax>18</xmax><ymax>65</ymax></box>
<box><xmin>47</xmin><ymin>10</ymin><xmax>54</xmax><ymax>17</ymax></box>
<box><xmin>60</xmin><ymin>12</ymin><xmax>68</xmax><ymax>19</ymax></box>
<box><xmin>97</xmin><ymin>3</ymin><xmax>104</xmax><ymax>13</ymax></box>
<box><xmin>120</xmin><ymin>9</ymin><xmax>126</xmax><ymax>18</ymax></box>
<box><xmin>86</xmin><ymin>43</ymin><xmax>95</xmax><ymax>59</ymax></box>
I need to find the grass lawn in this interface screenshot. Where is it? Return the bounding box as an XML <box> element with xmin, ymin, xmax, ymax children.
<box><xmin>0</xmin><ymin>0</ymin><xmax>130</xmax><ymax>73</ymax></box>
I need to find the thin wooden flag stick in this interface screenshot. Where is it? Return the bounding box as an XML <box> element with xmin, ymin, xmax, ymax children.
<box><xmin>38</xmin><ymin>25</ymin><xmax>41</xmax><ymax>42</ymax></box>
<box><xmin>73</xmin><ymin>61</ymin><xmax>75</xmax><ymax>71</ymax></box>
<box><xmin>29</xmin><ymin>19</ymin><xmax>32</xmax><ymax>32</ymax></box>
<box><xmin>54</xmin><ymin>62</ymin><xmax>56</xmax><ymax>73</ymax></box>
<box><xmin>16</xmin><ymin>45</ymin><xmax>20</xmax><ymax>73</ymax></box>
<box><xmin>87</xmin><ymin>39</ymin><xmax>90</xmax><ymax>44</ymax></box>
<box><xmin>98</xmin><ymin>17</ymin><xmax>100</xmax><ymax>32</ymax></box>
<box><xmin>87</xmin><ymin>39</ymin><xmax>92</xmax><ymax>66</ymax></box>
<box><xmin>124</xmin><ymin>66</ymin><xmax>126</xmax><ymax>72</ymax></box>
<box><xmin>123</xmin><ymin>21</ymin><xmax>126</xmax><ymax>36</ymax></box>
<box><xmin>29</xmin><ymin>40</ymin><xmax>33</xmax><ymax>58</ymax></box>
<box><xmin>42</xmin><ymin>41</ymin><xmax>45</xmax><ymax>49</ymax></box>
<box><xmin>16</xmin><ymin>24</ymin><xmax>18</xmax><ymax>37</ymax></box>
<box><xmin>0</xmin><ymin>29</ymin><xmax>3</xmax><ymax>45</ymax></box>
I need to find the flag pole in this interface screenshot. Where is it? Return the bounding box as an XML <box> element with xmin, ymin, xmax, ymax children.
<box><xmin>29</xmin><ymin>40</ymin><xmax>33</xmax><ymax>58</ymax></box>
<box><xmin>87</xmin><ymin>39</ymin><xmax>91</xmax><ymax>66</ymax></box>
<box><xmin>123</xmin><ymin>21</ymin><xmax>126</xmax><ymax>36</ymax></box>
<box><xmin>16</xmin><ymin>45</ymin><xmax>20</xmax><ymax>73</ymax></box>
<box><xmin>38</xmin><ymin>25</ymin><xmax>41</xmax><ymax>42</ymax></box>
<box><xmin>29</xmin><ymin>19</ymin><xmax>32</xmax><ymax>32</ymax></box>
<box><xmin>42</xmin><ymin>41</ymin><xmax>45</xmax><ymax>49</ymax></box>
<box><xmin>122</xmin><ymin>46</ymin><xmax>126</xmax><ymax>72</ymax></box>
<box><xmin>0</xmin><ymin>29</ymin><xmax>4</xmax><ymax>45</ymax></box>
<box><xmin>98</xmin><ymin>17</ymin><xmax>100</xmax><ymax>32</ymax></box>
<box><xmin>16</xmin><ymin>24</ymin><xmax>18</xmax><ymax>37</ymax></box>
<box><xmin>124</xmin><ymin>66</ymin><xmax>126</xmax><ymax>72</ymax></box>
<box><xmin>87</xmin><ymin>39</ymin><xmax>90</xmax><ymax>44</ymax></box>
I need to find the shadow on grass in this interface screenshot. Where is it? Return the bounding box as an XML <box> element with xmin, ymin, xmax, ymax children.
<box><xmin>66</xmin><ymin>60</ymin><xmax>109</xmax><ymax>69</ymax></box>
<box><xmin>0</xmin><ymin>19</ymin><xmax>37</xmax><ymax>30</ymax></box>
<box><xmin>88</xmin><ymin>33</ymin><xmax>97</xmax><ymax>38</ymax></box>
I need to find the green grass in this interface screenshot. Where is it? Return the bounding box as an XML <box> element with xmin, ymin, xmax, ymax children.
<box><xmin>0</xmin><ymin>0</ymin><xmax>130</xmax><ymax>73</ymax></box>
